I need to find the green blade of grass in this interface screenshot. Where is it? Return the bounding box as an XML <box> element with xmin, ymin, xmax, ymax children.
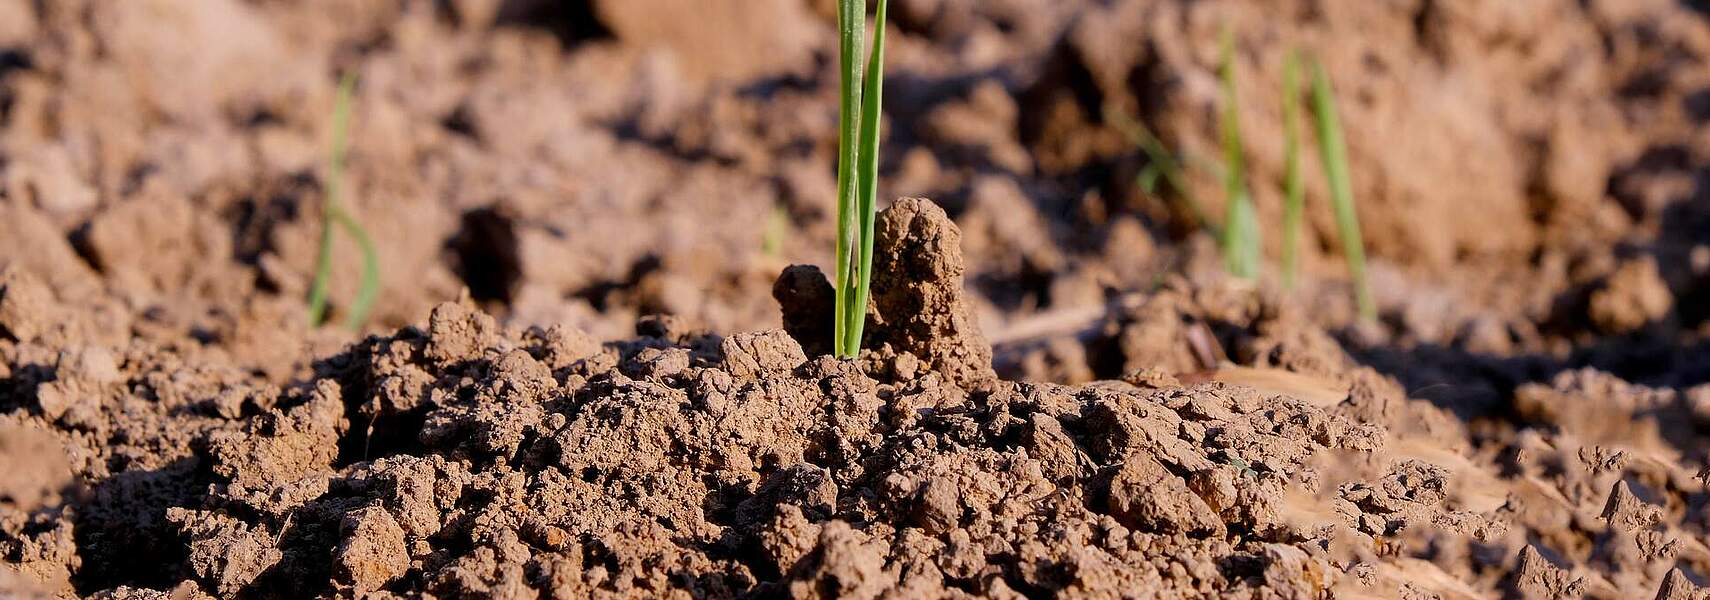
<box><xmin>307</xmin><ymin>71</ymin><xmax>381</xmax><ymax>331</ymax></box>
<box><xmin>332</xmin><ymin>207</ymin><xmax>380</xmax><ymax>330</ymax></box>
<box><xmin>1101</xmin><ymin>105</ymin><xmax>1219</xmax><ymax>239</ymax></box>
<box><xmin>832</xmin><ymin>0</ymin><xmax>866</xmax><ymax>358</ymax></box>
<box><xmin>307</xmin><ymin>72</ymin><xmax>356</xmax><ymax>327</ymax></box>
<box><xmin>1280</xmin><ymin>50</ymin><xmax>1304</xmax><ymax>290</ymax></box>
<box><xmin>1137</xmin><ymin>163</ymin><xmax>1162</xmax><ymax>195</ymax></box>
<box><xmin>305</xmin><ymin>212</ymin><xmax>336</xmax><ymax>326</ymax></box>
<box><xmin>1309</xmin><ymin>59</ymin><xmax>1376</xmax><ymax>321</ymax></box>
<box><xmin>762</xmin><ymin>203</ymin><xmax>788</xmax><ymax>257</ymax></box>
<box><xmin>844</xmin><ymin>0</ymin><xmax>888</xmax><ymax>357</ymax></box>
<box><xmin>1218</xmin><ymin>27</ymin><xmax>1260</xmax><ymax>280</ymax></box>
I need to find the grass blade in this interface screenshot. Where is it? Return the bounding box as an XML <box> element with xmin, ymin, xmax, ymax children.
<box><xmin>1102</xmin><ymin>105</ymin><xmax>1219</xmax><ymax>239</ymax></box>
<box><xmin>307</xmin><ymin>72</ymin><xmax>356</xmax><ymax>327</ymax></box>
<box><xmin>1309</xmin><ymin>59</ymin><xmax>1376</xmax><ymax>321</ymax></box>
<box><xmin>333</xmin><ymin>208</ymin><xmax>380</xmax><ymax>330</ymax></box>
<box><xmin>1280</xmin><ymin>50</ymin><xmax>1304</xmax><ymax>290</ymax></box>
<box><xmin>305</xmin><ymin>213</ymin><xmax>336</xmax><ymax>326</ymax></box>
<box><xmin>307</xmin><ymin>71</ymin><xmax>380</xmax><ymax>331</ymax></box>
<box><xmin>1218</xmin><ymin>28</ymin><xmax>1260</xmax><ymax>279</ymax></box>
<box><xmin>762</xmin><ymin>203</ymin><xmax>788</xmax><ymax>257</ymax></box>
<box><xmin>832</xmin><ymin>0</ymin><xmax>866</xmax><ymax>358</ymax></box>
<box><xmin>1137</xmin><ymin>163</ymin><xmax>1162</xmax><ymax>194</ymax></box>
<box><xmin>844</xmin><ymin>0</ymin><xmax>888</xmax><ymax>356</ymax></box>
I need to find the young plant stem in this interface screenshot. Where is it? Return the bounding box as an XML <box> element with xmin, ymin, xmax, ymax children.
<box><xmin>1309</xmin><ymin>59</ymin><xmax>1376</xmax><ymax>321</ymax></box>
<box><xmin>762</xmin><ymin>203</ymin><xmax>788</xmax><ymax>257</ymax></box>
<box><xmin>334</xmin><ymin>208</ymin><xmax>380</xmax><ymax>330</ymax></box>
<box><xmin>832</xmin><ymin>0</ymin><xmax>864</xmax><ymax>357</ymax></box>
<box><xmin>306</xmin><ymin>205</ymin><xmax>337</xmax><ymax>327</ymax></box>
<box><xmin>306</xmin><ymin>72</ymin><xmax>381</xmax><ymax>331</ymax></box>
<box><xmin>833</xmin><ymin>0</ymin><xmax>887</xmax><ymax>358</ymax></box>
<box><xmin>844</xmin><ymin>0</ymin><xmax>889</xmax><ymax>358</ymax></box>
<box><xmin>1102</xmin><ymin>105</ymin><xmax>1219</xmax><ymax>239</ymax></box>
<box><xmin>1218</xmin><ymin>28</ymin><xmax>1260</xmax><ymax>279</ymax></box>
<box><xmin>1280</xmin><ymin>51</ymin><xmax>1304</xmax><ymax>290</ymax></box>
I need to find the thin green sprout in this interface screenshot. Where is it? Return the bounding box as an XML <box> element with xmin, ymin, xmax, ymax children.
<box><xmin>1103</xmin><ymin>105</ymin><xmax>1219</xmax><ymax>238</ymax></box>
<box><xmin>306</xmin><ymin>72</ymin><xmax>381</xmax><ymax>331</ymax></box>
<box><xmin>1308</xmin><ymin>59</ymin><xmax>1376</xmax><ymax>321</ymax></box>
<box><xmin>833</xmin><ymin>0</ymin><xmax>888</xmax><ymax>358</ymax></box>
<box><xmin>1137</xmin><ymin>163</ymin><xmax>1163</xmax><ymax>194</ymax></box>
<box><xmin>762</xmin><ymin>203</ymin><xmax>788</xmax><ymax>257</ymax></box>
<box><xmin>1218</xmin><ymin>28</ymin><xmax>1260</xmax><ymax>280</ymax></box>
<box><xmin>1280</xmin><ymin>50</ymin><xmax>1304</xmax><ymax>290</ymax></box>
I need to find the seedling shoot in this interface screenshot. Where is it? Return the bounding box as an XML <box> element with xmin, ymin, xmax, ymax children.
<box><xmin>306</xmin><ymin>72</ymin><xmax>382</xmax><ymax>332</ymax></box>
<box><xmin>832</xmin><ymin>0</ymin><xmax>889</xmax><ymax>358</ymax></box>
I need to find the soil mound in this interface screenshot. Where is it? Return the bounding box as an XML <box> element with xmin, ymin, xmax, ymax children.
<box><xmin>1</xmin><ymin>199</ymin><xmax>1705</xmax><ymax>598</ymax></box>
<box><xmin>777</xmin><ymin>198</ymin><xmax>994</xmax><ymax>388</ymax></box>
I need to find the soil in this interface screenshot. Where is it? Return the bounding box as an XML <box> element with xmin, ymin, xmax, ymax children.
<box><xmin>3</xmin><ymin>0</ymin><xmax>1710</xmax><ymax>598</ymax></box>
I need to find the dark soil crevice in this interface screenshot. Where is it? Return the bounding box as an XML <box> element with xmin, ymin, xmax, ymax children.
<box><xmin>493</xmin><ymin>0</ymin><xmax>612</xmax><ymax>48</ymax></box>
<box><xmin>68</xmin><ymin>458</ymin><xmax>206</xmax><ymax>595</ymax></box>
<box><xmin>447</xmin><ymin>206</ymin><xmax>522</xmax><ymax>306</ymax></box>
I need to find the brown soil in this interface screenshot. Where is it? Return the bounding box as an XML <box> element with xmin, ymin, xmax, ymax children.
<box><xmin>3</xmin><ymin>0</ymin><xmax>1710</xmax><ymax>598</ymax></box>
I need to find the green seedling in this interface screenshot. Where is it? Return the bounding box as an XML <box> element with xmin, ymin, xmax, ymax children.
<box><xmin>306</xmin><ymin>72</ymin><xmax>381</xmax><ymax>331</ymax></box>
<box><xmin>1218</xmin><ymin>28</ymin><xmax>1260</xmax><ymax>280</ymax></box>
<box><xmin>1103</xmin><ymin>105</ymin><xmax>1217</xmax><ymax>237</ymax></box>
<box><xmin>762</xmin><ymin>203</ymin><xmax>789</xmax><ymax>257</ymax></box>
<box><xmin>832</xmin><ymin>0</ymin><xmax>889</xmax><ymax>358</ymax></box>
<box><xmin>1280</xmin><ymin>51</ymin><xmax>1305</xmax><ymax>290</ymax></box>
<box><xmin>1308</xmin><ymin>60</ymin><xmax>1375</xmax><ymax>321</ymax></box>
<box><xmin>1105</xmin><ymin>34</ymin><xmax>1374</xmax><ymax>317</ymax></box>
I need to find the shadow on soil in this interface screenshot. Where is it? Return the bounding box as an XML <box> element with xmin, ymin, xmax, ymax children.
<box><xmin>69</xmin><ymin>457</ymin><xmax>206</xmax><ymax>595</ymax></box>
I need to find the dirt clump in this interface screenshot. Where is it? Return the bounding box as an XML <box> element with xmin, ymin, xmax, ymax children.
<box><xmin>777</xmin><ymin>198</ymin><xmax>995</xmax><ymax>388</ymax></box>
<box><xmin>0</xmin><ymin>418</ymin><xmax>72</xmax><ymax>514</ymax></box>
<box><xmin>1589</xmin><ymin>257</ymin><xmax>1673</xmax><ymax>334</ymax></box>
<box><xmin>866</xmin><ymin>198</ymin><xmax>995</xmax><ymax>388</ymax></box>
<box><xmin>773</xmin><ymin>265</ymin><xmax>837</xmax><ymax>358</ymax></box>
<box><xmin>1104</xmin><ymin>452</ymin><xmax>1224</xmax><ymax>536</ymax></box>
